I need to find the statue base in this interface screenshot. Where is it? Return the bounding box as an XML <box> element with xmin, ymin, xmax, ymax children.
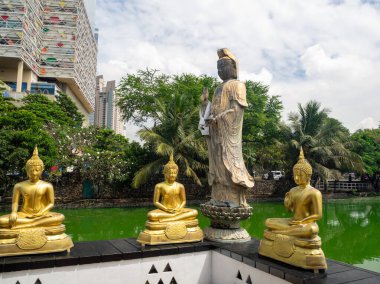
<box><xmin>0</xmin><ymin>225</ymin><xmax>73</xmax><ymax>257</ymax></box>
<box><xmin>203</xmin><ymin>227</ymin><xmax>250</xmax><ymax>243</ymax></box>
<box><xmin>200</xmin><ymin>203</ymin><xmax>252</xmax><ymax>243</ymax></box>
<box><xmin>259</xmin><ymin>230</ymin><xmax>327</xmax><ymax>272</ymax></box>
<box><xmin>137</xmin><ymin>220</ymin><xmax>203</xmax><ymax>246</ymax></box>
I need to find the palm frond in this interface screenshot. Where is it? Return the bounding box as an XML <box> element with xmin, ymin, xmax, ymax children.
<box><xmin>132</xmin><ymin>158</ymin><xmax>166</xmax><ymax>188</ymax></box>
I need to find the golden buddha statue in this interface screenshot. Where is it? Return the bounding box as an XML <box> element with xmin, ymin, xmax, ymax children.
<box><xmin>0</xmin><ymin>147</ymin><xmax>73</xmax><ymax>256</ymax></box>
<box><xmin>259</xmin><ymin>148</ymin><xmax>327</xmax><ymax>272</ymax></box>
<box><xmin>137</xmin><ymin>154</ymin><xmax>203</xmax><ymax>245</ymax></box>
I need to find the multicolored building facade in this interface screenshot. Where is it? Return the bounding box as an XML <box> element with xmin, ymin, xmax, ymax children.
<box><xmin>0</xmin><ymin>0</ymin><xmax>97</xmax><ymax>124</ymax></box>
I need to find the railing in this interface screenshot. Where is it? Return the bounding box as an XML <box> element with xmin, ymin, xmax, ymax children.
<box><xmin>316</xmin><ymin>181</ymin><xmax>372</xmax><ymax>192</ymax></box>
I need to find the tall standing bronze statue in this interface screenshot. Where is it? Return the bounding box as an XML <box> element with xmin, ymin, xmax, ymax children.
<box><xmin>0</xmin><ymin>147</ymin><xmax>73</xmax><ymax>256</ymax></box>
<box><xmin>200</xmin><ymin>48</ymin><xmax>254</xmax><ymax>242</ymax></box>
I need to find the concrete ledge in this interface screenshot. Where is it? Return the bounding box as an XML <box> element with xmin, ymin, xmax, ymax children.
<box><xmin>0</xmin><ymin>238</ymin><xmax>379</xmax><ymax>284</ymax></box>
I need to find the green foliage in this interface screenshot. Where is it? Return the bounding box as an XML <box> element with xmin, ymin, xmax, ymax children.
<box><xmin>134</xmin><ymin>92</ymin><xmax>208</xmax><ymax>188</ymax></box>
<box><xmin>21</xmin><ymin>94</ymin><xmax>75</xmax><ymax>127</ymax></box>
<box><xmin>56</xmin><ymin>91</ymin><xmax>84</xmax><ymax>127</ymax></box>
<box><xmin>242</xmin><ymin>81</ymin><xmax>286</xmax><ymax>172</ymax></box>
<box><xmin>0</xmin><ymin>96</ymin><xmax>59</xmax><ymax>187</ymax></box>
<box><xmin>118</xmin><ymin>71</ymin><xmax>286</xmax><ymax>185</ymax></box>
<box><xmin>117</xmin><ymin>69</ymin><xmax>218</xmax><ymax>125</ymax></box>
<box><xmin>0</xmin><ymin>80</ymin><xmax>8</xmax><ymax>94</ymax></box>
<box><xmin>117</xmin><ymin>69</ymin><xmax>216</xmax><ymax>188</ymax></box>
<box><xmin>351</xmin><ymin>128</ymin><xmax>380</xmax><ymax>175</ymax></box>
<box><xmin>287</xmin><ymin>100</ymin><xmax>364</xmax><ymax>182</ymax></box>
<box><xmin>45</xmin><ymin>125</ymin><xmax>147</xmax><ymax>194</ymax></box>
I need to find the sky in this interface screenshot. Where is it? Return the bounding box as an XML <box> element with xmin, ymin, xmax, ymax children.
<box><xmin>88</xmin><ymin>0</ymin><xmax>380</xmax><ymax>139</ymax></box>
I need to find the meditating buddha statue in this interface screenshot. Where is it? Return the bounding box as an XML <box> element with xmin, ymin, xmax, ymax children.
<box><xmin>0</xmin><ymin>147</ymin><xmax>73</xmax><ymax>256</ymax></box>
<box><xmin>258</xmin><ymin>148</ymin><xmax>327</xmax><ymax>272</ymax></box>
<box><xmin>137</xmin><ymin>154</ymin><xmax>203</xmax><ymax>245</ymax></box>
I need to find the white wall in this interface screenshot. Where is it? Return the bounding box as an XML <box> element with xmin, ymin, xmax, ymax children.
<box><xmin>0</xmin><ymin>250</ymin><xmax>291</xmax><ymax>284</ymax></box>
<box><xmin>0</xmin><ymin>251</ymin><xmax>211</xmax><ymax>284</ymax></box>
<box><xmin>211</xmin><ymin>252</ymin><xmax>290</xmax><ymax>284</ymax></box>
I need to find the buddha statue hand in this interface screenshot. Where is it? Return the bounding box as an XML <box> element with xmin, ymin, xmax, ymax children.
<box><xmin>9</xmin><ymin>212</ymin><xmax>18</xmax><ymax>227</ymax></box>
<box><xmin>289</xmin><ymin>219</ymin><xmax>303</xmax><ymax>226</ymax></box>
<box><xmin>165</xmin><ymin>208</ymin><xmax>181</xmax><ymax>214</ymax></box>
<box><xmin>26</xmin><ymin>212</ymin><xmax>52</xmax><ymax>219</ymax></box>
<box><xmin>284</xmin><ymin>192</ymin><xmax>293</xmax><ymax>212</ymax></box>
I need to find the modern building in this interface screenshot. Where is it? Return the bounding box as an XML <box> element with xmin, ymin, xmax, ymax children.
<box><xmin>0</xmin><ymin>0</ymin><xmax>97</xmax><ymax>125</ymax></box>
<box><xmin>95</xmin><ymin>75</ymin><xmax>124</xmax><ymax>135</ymax></box>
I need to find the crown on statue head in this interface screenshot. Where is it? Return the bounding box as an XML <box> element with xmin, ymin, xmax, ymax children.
<box><xmin>26</xmin><ymin>146</ymin><xmax>44</xmax><ymax>170</ymax></box>
<box><xmin>293</xmin><ymin>147</ymin><xmax>312</xmax><ymax>176</ymax></box>
<box><xmin>163</xmin><ymin>152</ymin><xmax>178</xmax><ymax>174</ymax></box>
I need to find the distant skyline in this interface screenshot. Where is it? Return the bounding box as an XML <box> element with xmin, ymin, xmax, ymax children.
<box><xmin>93</xmin><ymin>0</ymin><xmax>380</xmax><ymax>139</ymax></box>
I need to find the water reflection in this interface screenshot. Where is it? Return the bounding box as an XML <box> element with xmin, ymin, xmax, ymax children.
<box><xmin>320</xmin><ymin>199</ymin><xmax>380</xmax><ymax>271</ymax></box>
<box><xmin>2</xmin><ymin>198</ymin><xmax>378</xmax><ymax>273</ymax></box>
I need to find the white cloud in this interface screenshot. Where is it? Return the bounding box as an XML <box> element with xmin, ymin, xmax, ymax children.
<box><xmin>240</xmin><ymin>68</ymin><xmax>273</xmax><ymax>86</ymax></box>
<box><xmin>95</xmin><ymin>0</ymin><xmax>380</xmax><ymax>139</ymax></box>
<box><xmin>355</xmin><ymin>117</ymin><xmax>378</xmax><ymax>130</ymax></box>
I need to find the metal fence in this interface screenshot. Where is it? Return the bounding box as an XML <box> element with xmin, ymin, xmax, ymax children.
<box><xmin>316</xmin><ymin>181</ymin><xmax>373</xmax><ymax>192</ymax></box>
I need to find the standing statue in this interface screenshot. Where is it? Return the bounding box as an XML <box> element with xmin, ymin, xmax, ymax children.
<box><xmin>259</xmin><ymin>148</ymin><xmax>327</xmax><ymax>272</ymax></box>
<box><xmin>200</xmin><ymin>48</ymin><xmax>254</xmax><ymax>242</ymax></box>
<box><xmin>137</xmin><ymin>154</ymin><xmax>203</xmax><ymax>245</ymax></box>
<box><xmin>0</xmin><ymin>147</ymin><xmax>73</xmax><ymax>256</ymax></box>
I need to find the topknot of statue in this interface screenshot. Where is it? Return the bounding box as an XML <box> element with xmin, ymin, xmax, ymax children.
<box><xmin>163</xmin><ymin>153</ymin><xmax>178</xmax><ymax>173</ymax></box>
<box><xmin>26</xmin><ymin>146</ymin><xmax>44</xmax><ymax>170</ymax></box>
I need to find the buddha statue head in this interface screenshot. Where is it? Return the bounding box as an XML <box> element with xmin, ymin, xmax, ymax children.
<box><xmin>217</xmin><ymin>48</ymin><xmax>238</xmax><ymax>81</ymax></box>
<box><xmin>26</xmin><ymin>146</ymin><xmax>44</xmax><ymax>182</ymax></box>
<box><xmin>163</xmin><ymin>153</ymin><xmax>179</xmax><ymax>183</ymax></box>
<box><xmin>293</xmin><ymin>147</ymin><xmax>312</xmax><ymax>186</ymax></box>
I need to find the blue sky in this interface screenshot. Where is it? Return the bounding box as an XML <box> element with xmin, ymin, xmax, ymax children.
<box><xmin>87</xmin><ymin>0</ymin><xmax>380</xmax><ymax>138</ymax></box>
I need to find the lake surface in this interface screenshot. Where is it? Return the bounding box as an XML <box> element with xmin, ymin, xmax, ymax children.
<box><xmin>2</xmin><ymin>197</ymin><xmax>380</xmax><ymax>273</ymax></box>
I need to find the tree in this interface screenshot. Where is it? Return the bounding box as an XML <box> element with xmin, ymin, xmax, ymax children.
<box><xmin>242</xmin><ymin>81</ymin><xmax>286</xmax><ymax>172</ymax></box>
<box><xmin>117</xmin><ymin>70</ymin><xmax>218</xmax><ymax>188</ymax></box>
<box><xmin>56</xmin><ymin>91</ymin><xmax>84</xmax><ymax>127</ymax></box>
<box><xmin>117</xmin><ymin>69</ymin><xmax>218</xmax><ymax>125</ymax></box>
<box><xmin>287</xmin><ymin>100</ymin><xmax>364</xmax><ymax>182</ymax></box>
<box><xmin>21</xmin><ymin>94</ymin><xmax>75</xmax><ymax>127</ymax></box>
<box><xmin>45</xmin><ymin>125</ymin><xmax>148</xmax><ymax>196</ymax></box>
<box><xmin>118</xmin><ymin>71</ymin><xmax>289</xmax><ymax>185</ymax></box>
<box><xmin>0</xmin><ymin>93</ymin><xmax>86</xmax><ymax>194</ymax></box>
<box><xmin>351</xmin><ymin>128</ymin><xmax>380</xmax><ymax>175</ymax></box>
<box><xmin>0</xmin><ymin>96</ymin><xmax>58</xmax><ymax>193</ymax></box>
<box><xmin>133</xmin><ymin>92</ymin><xmax>208</xmax><ymax>188</ymax></box>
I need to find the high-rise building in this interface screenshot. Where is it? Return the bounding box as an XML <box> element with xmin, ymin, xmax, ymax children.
<box><xmin>0</xmin><ymin>0</ymin><xmax>97</xmax><ymax>125</ymax></box>
<box><xmin>95</xmin><ymin>75</ymin><xmax>124</xmax><ymax>135</ymax></box>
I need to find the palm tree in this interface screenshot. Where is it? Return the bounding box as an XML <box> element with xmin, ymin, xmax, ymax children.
<box><xmin>288</xmin><ymin>100</ymin><xmax>364</xmax><ymax>183</ymax></box>
<box><xmin>132</xmin><ymin>92</ymin><xmax>208</xmax><ymax>188</ymax></box>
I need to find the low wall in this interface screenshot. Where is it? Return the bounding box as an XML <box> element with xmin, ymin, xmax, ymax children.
<box><xmin>1</xmin><ymin>238</ymin><xmax>379</xmax><ymax>284</ymax></box>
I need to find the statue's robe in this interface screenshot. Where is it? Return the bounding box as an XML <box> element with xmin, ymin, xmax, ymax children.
<box><xmin>208</xmin><ymin>79</ymin><xmax>254</xmax><ymax>206</ymax></box>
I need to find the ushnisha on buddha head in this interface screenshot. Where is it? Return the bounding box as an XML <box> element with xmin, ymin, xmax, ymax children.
<box><xmin>26</xmin><ymin>146</ymin><xmax>44</xmax><ymax>182</ymax></box>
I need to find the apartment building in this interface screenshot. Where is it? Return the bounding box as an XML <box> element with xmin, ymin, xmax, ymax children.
<box><xmin>95</xmin><ymin>75</ymin><xmax>124</xmax><ymax>136</ymax></box>
<box><xmin>0</xmin><ymin>0</ymin><xmax>97</xmax><ymax>125</ymax></box>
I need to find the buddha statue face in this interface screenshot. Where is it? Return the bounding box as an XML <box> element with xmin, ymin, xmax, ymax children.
<box><xmin>293</xmin><ymin>168</ymin><xmax>310</xmax><ymax>187</ymax></box>
<box><xmin>164</xmin><ymin>168</ymin><xmax>178</xmax><ymax>184</ymax></box>
<box><xmin>27</xmin><ymin>165</ymin><xmax>43</xmax><ymax>183</ymax></box>
<box><xmin>217</xmin><ymin>58</ymin><xmax>237</xmax><ymax>81</ymax></box>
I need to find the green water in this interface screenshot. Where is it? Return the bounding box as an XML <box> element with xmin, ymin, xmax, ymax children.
<box><xmin>2</xmin><ymin>198</ymin><xmax>380</xmax><ymax>273</ymax></box>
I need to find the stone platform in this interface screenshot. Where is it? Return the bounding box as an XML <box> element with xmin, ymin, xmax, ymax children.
<box><xmin>0</xmin><ymin>238</ymin><xmax>379</xmax><ymax>283</ymax></box>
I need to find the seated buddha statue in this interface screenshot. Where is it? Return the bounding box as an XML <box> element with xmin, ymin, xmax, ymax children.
<box><xmin>0</xmin><ymin>147</ymin><xmax>73</xmax><ymax>256</ymax></box>
<box><xmin>137</xmin><ymin>154</ymin><xmax>203</xmax><ymax>245</ymax></box>
<box><xmin>259</xmin><ymin>148</ymin><xmax>327</xmax><ymax>272</ymax></box>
